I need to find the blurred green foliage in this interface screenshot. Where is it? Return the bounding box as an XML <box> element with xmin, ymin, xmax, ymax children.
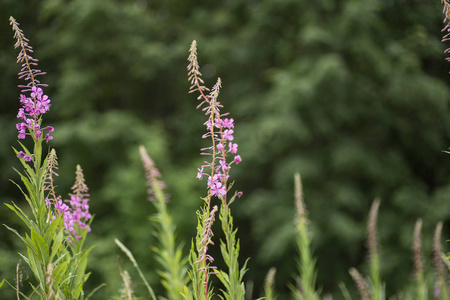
<box><xmin>1</xmin><ymin>0</ymin><xmax>450</xmax><ymax>298</ymax></box>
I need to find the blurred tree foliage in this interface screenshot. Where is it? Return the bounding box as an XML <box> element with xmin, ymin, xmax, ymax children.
<box><xmin>1</xmin><ymin>0</ymin><xmax>450</xmax><ymax>298</ymax></box>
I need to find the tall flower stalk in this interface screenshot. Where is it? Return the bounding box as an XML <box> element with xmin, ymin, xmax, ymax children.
<box><xmin>433</xmin><ymin>222</ymin><xmax>448</xmax><ymax>300</ymax></box>
<box><xmin>349</xmin><ymin>199</ymin><xmax>385</xmax><ymax>300</ymax></box>
<box><xmin>263</xmin><ymin>268</ymin><xmax>277</xmax><ymax>300</ymax></box>
<box><xmin>139</xmin><ymin>145</ymin><xmax>188</xmax><ymax>299</ymax></box>
<box><xmin>182</xmin><ymin>40</ymin><xmax>246</xmax><ymax>300</ymax></box>
<box><xmin>367</xmin><ymin>199</ymin><xmax>383</xmax><ymax>300</ymax></box>
<box><xmin>5</xmin><ymin>17</ymin><xmax>96</xmax><ymax>299</ymax></box>
<box><xmin>291</xmin><ymin>173</ymin><xmax>319</xmax><ymax>300</ymax></box>
<box><xmin>412</xmin><ymin>219</ymin><xmax>427</xmax><ymax>300</ymax></box>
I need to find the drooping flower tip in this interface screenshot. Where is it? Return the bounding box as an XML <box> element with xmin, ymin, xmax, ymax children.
<box><xmin>11</xmin><ymin>17</ymin><xmax>47</xmax><ymax>92</ymax></box>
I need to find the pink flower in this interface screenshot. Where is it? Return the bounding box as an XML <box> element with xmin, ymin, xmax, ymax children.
<box><xmin>211</xmin><ymin>182</ymin><xmax>226</xmax><ymax>197</ymax></box>
<box><xmin>15</xmin><ymin>87</ymin><xmax>54</xmax><ymax>141</ymax></box>
<box><xmin>45</xmin><ymin>133</ymin><xmax>53</xmax><ymax>142</ymax></box>
<box><xmin>30</xmin><ymin>86</ymin><xmax>43</xmax><ymax>98</ymax></box>
<box><xmin>197</xmin><ymin>167</ymin><xmax>204</xmax><ymax>179</ymax></box>
<box><xmin>229</xmin><ymin>142</ymin><xmax>238</xmax><ymax>154</ymax></box>
<box><xmin>223</xmin><ymin>129</ymin><xmax>234</xmax><ymax>141</ymax></box>
<box><xmin>17</xmin><ymin>151</ymin><xmax>32</xmax><ymax>162</ymax></box>
<box><xmin>17</xmin><ymin>108</ymin><xmax>25</xmax><ymax>119</ymax></box>
<box><xmin>221</xmin><ymin>118</ymin><xmax>234</xmax><ymax>128</ymax></box>
<box><xmin>219</xmin><ymin>159</ymin><xmax>229</xmax><ymax>173</ymax></box>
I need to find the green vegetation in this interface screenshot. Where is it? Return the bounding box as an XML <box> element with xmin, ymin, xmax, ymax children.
<box><xmin>1</xmin><ymin>0</ymin><xmax>450</xmax><ymax>298</ymax></box>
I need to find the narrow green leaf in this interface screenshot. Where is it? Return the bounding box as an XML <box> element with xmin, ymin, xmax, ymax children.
<box><xmin>4</xmin><ymin>203</ymin><xmax>33</xmax><ymax>230</ymax></box>
<box><xmin>85</xmin><ymin>283</ymin><xmax>107</xmax><ymax>300</ymax></box>
<box><xmin>3</xmin><ymin>224</ymin><xmax>28</xmax><ymax>246</ymax></box>
<box><xmin>115</xmin><ymin>238</ymin><xmax>157</xmax><ymax>300</ymax></box>
<box><xmin>27</xmin><ymin>246</ymin><xmax>45</xmax><ymax>285</ymax></box>
<box><xmin>72</xmin><ymin>246</ymin><xmax>95</xmax><ymax>293</ymax></box>
<box><xmin>52</xmin><ymin>261</ymin><xmax>69</xmax><ymax>285</ymax></box>
<box><xmin>12</xmin><ymin>166</ymin><xmax>35</xmax><ymax>193</ymax></box>
<box><xmin>239</xmin><ymin>258</ymin><xmax>249</xmax><ymax>281</ymax></box>
<box><xmin>18</xmin><ymin>253</ymin><xmax>31</xmax><ymax>268</ymax></box>
<box><xmin>44</xmin><ymin>215</ymin><xmax>60</xmax><ymax>245</ymax></box>
<box><xmin>71</xmin><ymin>280</ymin><xmax>84</xmax><ymax>299</ymax></box>
<box><xmin>49</xmin><ymin>221</ymin><xmax>66</xmax><ymax>263</ymax></box>
<box><xmin>4</xmin><ymin>279</ymin><xmax>32</xmax><ymax>300</ymax></box>
<box><xmin>216</xmin><ymin>271</ymin><xmax>231</xmax><ymax>290</ymax></box>
<box><xmin>8</xmin><ymin>179</ymin><xmax>35</xmax><ymax>210</ymax></box>
<box><xmin>31</xmin><ymin>228</ymin><xmax>49</xmax><ymax>265</ymax></box>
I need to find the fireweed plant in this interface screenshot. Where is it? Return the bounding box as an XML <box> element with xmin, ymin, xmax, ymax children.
<box><xmin>182</xmin><ymin>40</ymin><xmax>247</xmax><ymax>300</ymax></box>
<box><xmin>290</xmin><ymin>173</ymin><xmax>320</xmax><ymax>300</ymax></box>
<box><xmin>139</xmin><ymin>145</ymin><xmax>187</xmax><ymax>299</ymax></box>
<box><xmin>3</xmin><ymin>17</ymin><xmax>98</xmax><ymax>299</ymax></box>
<box><xmin>115</xmin><ymin>41</ymin><xmax>247</xmax><ymax>300</ymax></box>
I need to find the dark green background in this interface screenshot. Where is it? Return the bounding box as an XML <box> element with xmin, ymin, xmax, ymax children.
<box><xmin>1</xmin><ymin>0</ymin><xmax>450</xmax><ymax>298</ymax></box>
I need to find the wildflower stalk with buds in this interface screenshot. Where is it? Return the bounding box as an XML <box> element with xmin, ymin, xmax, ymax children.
<box><xmin>412</xmin><ymin>219</ymin><xmax>427</xmax><ymax>300</ymax></box>
<box><xmin>367</xmin><ymin>199</ymin><xmax>383</xmax><ymax>300</ymax></box>
<box><xmin>349</xmin><ymin>199</ymin><xmax>386</xmax><ymax>300</ymax></box>
<box><xmin>433</xmin><ymin>222</ymin><xmax>448</xmax><ymax>300</ymax></box>
<box><xmin>263</xmin><ymin>268</ymin><xmax>278</xmax><ymax>300</ymax></box>
<box><xmin>4</xmin><ymin>17</ymin><xmax>97</xmax><ymax>299</ymax></box>
<box><xmin>139</xmin><ymin>145</ymin><xmax>188</xmax><ymax>299</ymax></box>
<box><xmin>291</xmin><ymin>173</ymin><xmax>319</xmax><ymax>300</ymax></box>
<box><xmin>181</xmin><ymin>40</ymin><xmax>247</xmax><ymax>300</ymax></box>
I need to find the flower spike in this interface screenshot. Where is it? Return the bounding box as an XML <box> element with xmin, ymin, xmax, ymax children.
<box><xmin>10</xmin><ymin>16</ymin><xmax>53</xmax><ymax>143</ymax></box>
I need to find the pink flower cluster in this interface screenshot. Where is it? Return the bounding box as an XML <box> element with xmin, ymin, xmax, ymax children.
<box><xmin>197</xmin><ymin>116</ymin><xmax>242</xmax><ymax>199</ymax></box>
<box><xmin>16</xmin><ymin>86</ymin><xmax>54</xmax><ymax>142</ymax></box>
<box><xmin>46</xmin><ymin>166</ymin><xmax>92</xmax><ymax>242</ymax></box>
<box><xmin>47</xmin><ymin>192</ymin><xmax>91</xmax><ymax>243</ymax></box>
